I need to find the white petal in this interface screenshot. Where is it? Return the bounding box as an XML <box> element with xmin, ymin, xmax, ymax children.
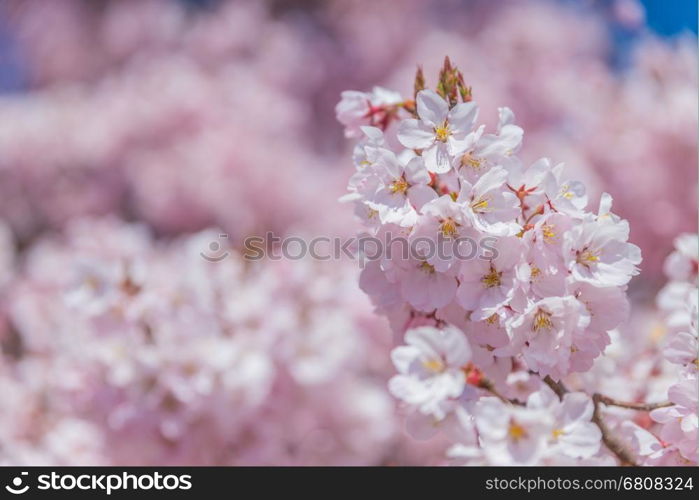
<box><xmin>397</xmin><ymin>119</ymin><xmax>436</xmax><ymax>149</ymax></box>
<box><xmin>391</xmin><ymin>345</ymin><xmax>420</xmax><ymax>374</ymax></box>
<box><xmin>423</xmin><ymin>143</ymin><xmax>453</xmax><ymax>174</ymax></box>
<box><xmin>404</xmin><ymin>156</ymin><xmax>431</xmax><ymax>185</ymax></box>
<box><xmin>416</xmin><ymin>89</ymin><xmax>449</xmax><ymax>126</ymax></box>
<box><xmin>447</xmin><ymin>101</ymin><xmax>479</xmax><ymax>134</ymax></box>
<box><xmin>408</xmin><ymin>184</ymin><xmax>438</xmax><ymax>211</ymax></box>
<box><xmin>473</xmin><ymin>166</ymin><xmax>508</xmax><ymax>195</ymax></box>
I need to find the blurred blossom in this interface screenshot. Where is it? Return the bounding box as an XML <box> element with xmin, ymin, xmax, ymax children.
<box><xmin>1</xmin><ymin>219</ymin><xmax>448</xmax><ymax>465</ymax></box>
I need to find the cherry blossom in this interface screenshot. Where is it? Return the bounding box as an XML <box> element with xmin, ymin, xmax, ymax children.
<box><xmin>338</xmin><ymin>58</ymin><xmax>656</xmax><ymax>466</ymax></box>
<box><xmin>398</xmin><ymin>90</ymin><xmax>478</xmax><ymax>173</ymax></box>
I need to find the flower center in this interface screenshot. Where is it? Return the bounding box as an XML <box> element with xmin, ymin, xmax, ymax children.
<box><xmin>485</xmin><ymin>313</ymin><xmax>499</xmax><ymax>325</ymax></box>
<box><xmin>422</xmin><ymin>358</ymin><xmax>445</xmax><ymax>373</ymax></box>
<box><xmin>532</xmin><ymin>309</ymin><xmax>553</xmax><ymax>332</ymax></box>
<box><xmin>530</xmin><ymin>266</ymin><xmax>541</xmax><ymax>279</ymax></box>
<box><xmin>481</xmin><ymin>268</ymin><xmax>502</xmax><ymax>288</ymax></box>
<box><xmin>440</xmin><ymin>217</ymin><xmax>459</xmax><ymax>237</ymax></box>
<box><xmin>560</xmin><ymin>183</ymin><xmax>575</xmax><ymax>199</ymax></box>
<box><xmin>471</xmin><ymin>197</ymin><xmax>489</xmax><ymax>213</ymax></box>
<box><xmin>434</xmin><ymin>123</ymin><xmax>451</xmax><ymax>142</ymax></box>
<box><xmin>461</xmin><ymin>152</ymin><xmax>484</xmax><ymax>169</ymax></box>
<box><xmin>420</xmin><ymin>262</ymin><xmax>436</xmax><ymax>274</ymax></box>
<box><xmin>508</xmin><ymin>420</ymin><xmax>528</xmax><ymax>442</ymax></box>
<box><xmin>390</xmin><ymin>177</ymin><xmax>409</xmax><ymax>194</ymax></box>
<box><xmin>541</xmin><ymin>224</ymin><xmax>556</xmax><ymax>243</ymax></box>
<box><xmin>576</xmin><ymin>248</ymin><xmax>600</xmax><ymax>266</ymax></box>
<box><xmin>552</xmin><ymin>428</ymin><xmax>564</xmax><ymax>440</ymax></box>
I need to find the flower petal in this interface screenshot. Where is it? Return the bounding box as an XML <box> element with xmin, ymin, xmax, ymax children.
<box><xmin>398</xmin><ymin>119</ymin><xmax>436</xmax><ymax>149</ymax></box>
<box><xmin>416</xmin><ymin>89</ymin><xmax>449</xmax><ymax>126</ymax></box>
<box><xmin>423</xmin><ymin>143</ymin><xmax>452</xmax><ymax>174</ymax></box>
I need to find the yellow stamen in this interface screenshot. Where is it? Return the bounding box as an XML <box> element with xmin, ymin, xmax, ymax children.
<box><xmin>508</xmin><ymin>421</ymin><xmax>528</xmax><ymax>441</ymax></box>
<box><xmin>440</xmin><ymin>218</ymin><xmax>459</xmax><ymax>238</ymax></box>
<box><xmin>420</xmin><ymin>262</ymin><xmax>436</xmax><ymax>274</ymax></box>
<box><xmin>481</xmin><ymin>268</ymin><xmax>502</xmax><ymax>288</ymax></box>
<box><xmin>390</xmin><ymin>177</ymin><xmax>409</xmax><ymax>194</ymax></box>
<box><xmin>422</xmin><ymin>358</ymin><xmax>445</xmax><ymax>373</ymax></box>
<box><xmin>577</xmin><ymin>249</ymin><xmax>599</xmax><ymax>265</ymax></box>
<box><xmin>552</xmin><ymin>428</ymin><xmax>564</xmax><ymax>440</ymax></box>
<box><xmin>560</xmin><ymin>184</ymin><xmax>575</xmax><ymax>199</ymax></box>
<box><xmin>367</xmin><ymin>208</ymin><xmax>379</xmax><ymax>219</ymax></box>
<box><xmin>461</xmin><ymin>152</ymin><xmax>484</xmax><ymax>169</ymax></box>
<box><xmin>530</xmin><ymin>266</ymin><xmax>541</xmax><ymax>279</ymax></box>
<box><xmin>434</xmin><ymin>124</ymin><xmax>451</xmax><ymax>142</ymax></box>
<box><xmin>542</xmin><ymin>224</ymin><xmax>556</xmax><ymax>243</ymax></box>
<box><xmin>485</xmin><ymin>314</ymin><xmax>499</xmax><ymax>325</ymax></box>
<box><xmin>471</xmin><ymin>197</ymin><xmax>489</xmax><ymax>213</ymax></box>
<box><xmin>532</xmin><ymin>309</ymin><xmax>553</xmax><ymax>332</ymax></box>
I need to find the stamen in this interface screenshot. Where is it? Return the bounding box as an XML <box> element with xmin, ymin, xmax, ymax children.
<box><xmin>461</xmin><ymin>152</ymin><xmax>484</xmax><ymax>169</ymax></box>
<box><xmin>434</xmin><ymin>123</ymin><xmax>451</xmax><ymax>142</ymax></box>
<box><xmin>508</xmin><ymin>420</ymin><xmax>527</xmax><ymax>441</ymax></box>
<box><xmin>577</xmin><ymin>248</ymin><xmax>600</xmax><ymax>266</ymax></box>
<box><xmin>422</xmin><ymin>358</ymin><xmax>445</xmax><ymax>373</ymax></box>
<box><xmin>532</xmin><ymin>309</ymin><xmax>553</xmax><ymax>331</ymax></box>
<box><xmin>420</xmin><ymin>262</ymin><xmax>436</xmax><ymax>274</ymax></box>
<box><xmin>541</xmin><ymin>224</ymin><xmax>556</xmax><ymax>243</ymax></box>
<box><xmin>471</xmin><ymin>197</ymin><xmax>489</xmax><ymax>213</ymax></box>
<box><xmin>390</xmin><ymin>177</ymin><xmax>409</xmax><ymax>194</ymax></box>
<box><xmin>440</xmin><ymin>218</ymin><xmax>459</xmax><ymax>237</ymax></box>
<box><xmin>481</xmin><ymin>267</ymin><xmax>502</xmax><ymax>288</ymax></box>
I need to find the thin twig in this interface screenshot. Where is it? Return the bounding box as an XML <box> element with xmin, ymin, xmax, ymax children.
<box><xmin>538</xmin><ymin>374</ymin><xmax>640</xmax><ymax>466</ymax></box>
<box><xmin>481</xmin><ymin>378</ymin><xmax>525</xmax><ymax>406</ymax></box>
<box><xmin>595</xmin><ymin>394</ymin><xmax>672</xmax><ymax>411</ymax></box>
<box><xmin>592</xmin><ymin>394</ymin><xmax>638</xmax><ymax>466</ymax></box>
<box><xmin>542</xmin><ymin>375</ymin><xmax>568</xmax><ymax>398</ymax></box>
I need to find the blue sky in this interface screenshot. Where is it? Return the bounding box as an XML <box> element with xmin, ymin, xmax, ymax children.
<box><xmin>640</xmin><ymin>0</ymin><xmax>698</xmax><ymax>35</ymax></box>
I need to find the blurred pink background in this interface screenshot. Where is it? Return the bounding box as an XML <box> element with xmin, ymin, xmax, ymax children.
<box><xmin>0</xmin><ymin>0</ymin><xmax>696</xmax><ymax>465</ymax></box>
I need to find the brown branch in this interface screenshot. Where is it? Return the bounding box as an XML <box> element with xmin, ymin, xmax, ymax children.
<box><xmin>592</xmin><ymin>394</ymin><xmax>638</xmax><ymax>466</ymax></box>
<box><xmin>481</xmin><ymin>378</ymin><xmax>525</xmax><ymax>406</ymax></box>
<box><xmin>538</xmin><ymin>373</ymin><xmax>640</xmax><ymax>466</ymax></box>
<box><xmin>595</xmin><ymin>394</ymin><xmax>672</xmax><ymax>411</ymax></box>
<box><xmin>542</xmin><ymin>375</ymin><xmax>568</xmax><ymax>398</ymax></box>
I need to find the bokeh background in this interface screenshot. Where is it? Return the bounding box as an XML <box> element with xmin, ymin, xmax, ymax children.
<box><xmin>0</xmin><ymin>0</ymin><xmax>696</xmax><ymax>465</ymax></box>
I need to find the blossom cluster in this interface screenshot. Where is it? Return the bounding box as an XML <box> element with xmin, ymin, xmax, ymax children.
<box><xmin>624</xmin><ymin>234</ymin><xmax>698</xmax><ymax>465</ymax></box>
<box><xmin>337</xmin><ymin>60</ymin><xmax>646</xmax><ymax>464</ymax></box>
